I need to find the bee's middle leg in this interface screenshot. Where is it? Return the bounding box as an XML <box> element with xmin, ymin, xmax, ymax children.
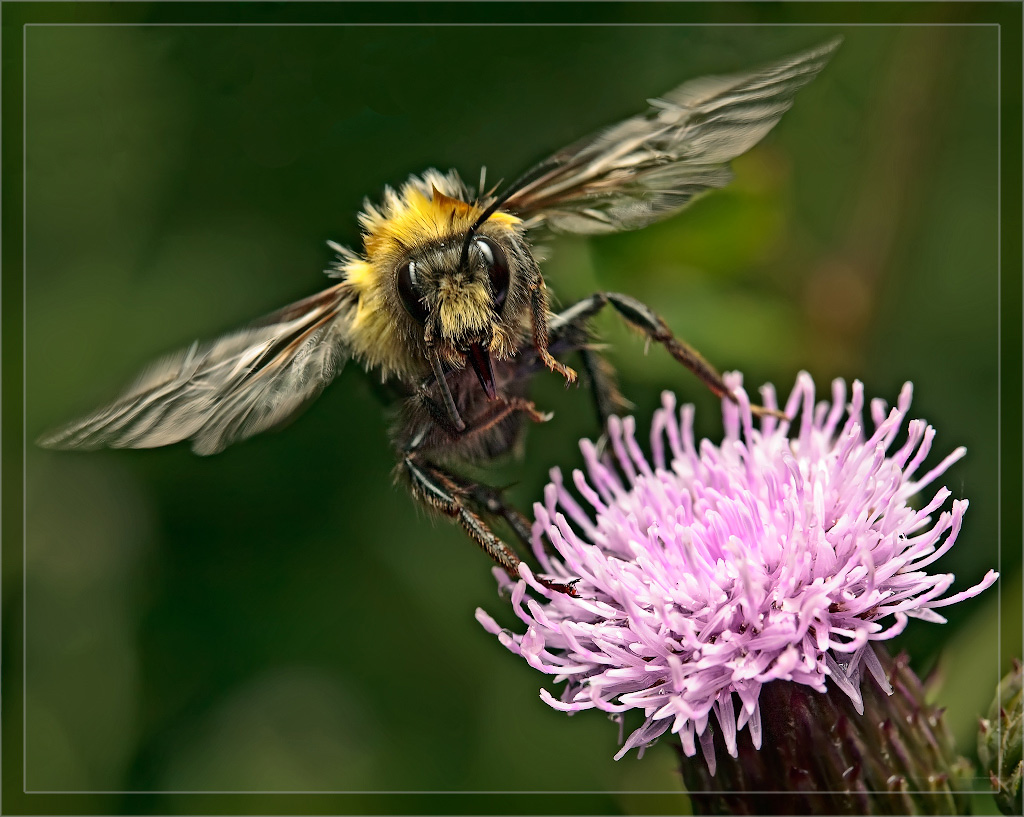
<box><xmin>546</xmin><ymin>299</ymin><xmax>630</xmax><ymax>429</ymax></box>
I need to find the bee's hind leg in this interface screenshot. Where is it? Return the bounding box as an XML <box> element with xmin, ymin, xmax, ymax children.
<box><xmin>552</xmin><ymin>291</ymin><xmax>785</xmax><ymax>420</ymax></box>
<box><xmin>463</xmin><ymin>482</ymin><xmax>534</xmax><ymax>550</ymax></box>
<box><xmin>400</xmin><ymin>453</ymin><xmax>578</xmax><ymax>596</ymax></box>
<box><xmin>402</xmin><ymin>453</ymin><xmax>519</xmax><ymax>576</ymax></box>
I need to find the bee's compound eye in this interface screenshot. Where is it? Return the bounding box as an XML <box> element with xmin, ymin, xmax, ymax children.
<box><xmin>476</xmin><ymin>236</ymin><xmax>509</xmax><ymax>314</ymax></box>
<box><xmin>397</xmin><ymin>259</ymin><xmax>429</xmax><ymax>323</ymax></box>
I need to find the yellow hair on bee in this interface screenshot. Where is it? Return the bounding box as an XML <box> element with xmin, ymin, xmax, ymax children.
<box><xmin>334</xmin><ymin>170</ymin><xmax>520</xmax><ymax>379</ymax></box>
<box><xmin>341</xmin><ymin>257</ymin><xmax>410</xmax><ymax>375</ymax></box>
<box><xmin>436</xmin><ymin>276</ymin><xmax>493</xmax><ymax>338</ymax></box>
<box><xmin>358</xmin><ymin>170</ymin><xmax>518</xmax><ymax>260</ymax></box>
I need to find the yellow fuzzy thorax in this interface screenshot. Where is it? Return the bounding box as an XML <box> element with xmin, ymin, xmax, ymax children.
<box><xmin>335</xmin><ymin>171</ymin><xmax>521</xmax><ymax>379</ymax></box>
<box><xmin>359</xmin><ymin>171</ymin><xmax>519</xmax><ymax>258</ymax></box>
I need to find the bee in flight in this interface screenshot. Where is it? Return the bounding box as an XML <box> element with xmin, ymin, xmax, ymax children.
<box><xmin>40</xmin><ymin>38</ymin><xmax>840</xmax><ymax>594</ymax></box>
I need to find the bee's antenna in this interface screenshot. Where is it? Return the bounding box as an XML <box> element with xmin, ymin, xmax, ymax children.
<box><xmin>458</xmin><ymin>158</ymin><xmax>559</xmax><ymax>271</ymax></box>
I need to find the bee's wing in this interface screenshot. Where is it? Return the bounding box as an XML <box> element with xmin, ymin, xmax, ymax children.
<box><xmin>38</xmin><ymin>285</ymin><xmax>352</xmax><ymax>456</ymax></box>
<box><xmin>505</xmin><ymin>37</ymin><xmax>841</xmax><ymax>236</ymax></box>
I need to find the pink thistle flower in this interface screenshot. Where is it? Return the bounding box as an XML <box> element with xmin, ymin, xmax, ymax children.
<box><xmin>477</xmin><ymin>372</ymin><xmax>998</xmax><ymax>775</ymax></box>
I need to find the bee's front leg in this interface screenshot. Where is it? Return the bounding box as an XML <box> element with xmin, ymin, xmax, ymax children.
<box><xmin>526</xmin><ymin>274</ymin><xmax>577</xmax><ymax>385</ymax></box>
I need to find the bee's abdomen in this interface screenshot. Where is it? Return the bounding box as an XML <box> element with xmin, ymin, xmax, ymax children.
<box><xmin>396</xmin><ymin>358</ymin><xmax>531</xmax><ymax>463</ymax></box>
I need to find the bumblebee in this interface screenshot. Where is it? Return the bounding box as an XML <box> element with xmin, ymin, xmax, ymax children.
<box><xmin>39</xmin><ymin>39</ymin><xmax>840</xmax><ymax>592</ymax></box>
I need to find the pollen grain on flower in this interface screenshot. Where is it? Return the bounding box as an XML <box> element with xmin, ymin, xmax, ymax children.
<box><xmin>475</xmin><ymin>372</ymin><xmax>998</xmax><ymax>774</ymax></box>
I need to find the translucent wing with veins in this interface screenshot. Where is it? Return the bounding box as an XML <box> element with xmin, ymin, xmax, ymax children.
<box><xmin>38</xmin><ymin>285</ymin><xmax>351</xmax><ymax>456</ymax></box>
<box><xmin>505</xmin><ymin>37</ymin><xmax>841</xmax><ymax>236</ymax></box>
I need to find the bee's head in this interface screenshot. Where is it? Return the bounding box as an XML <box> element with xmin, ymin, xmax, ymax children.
<box><xmin>342</xmin><ymin>170</ymin><xmax>545</xmax><ymax>396</ymax></box>
<box><xmin>395</xmin><ymin>224</ymin><xmax>533</xmax><ymax>399</ymax></box>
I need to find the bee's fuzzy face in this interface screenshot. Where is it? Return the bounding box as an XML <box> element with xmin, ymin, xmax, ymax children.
<box><xmin>336</xmin><ymin>170</ymin><xmax>536</xmax><ymax>380</ymax></box>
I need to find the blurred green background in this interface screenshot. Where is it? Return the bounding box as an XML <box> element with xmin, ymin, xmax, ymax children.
<box><xmin>10</xmin><ymin>4</ymin><xmax>1017</xmax><ymax>815</ymax></box>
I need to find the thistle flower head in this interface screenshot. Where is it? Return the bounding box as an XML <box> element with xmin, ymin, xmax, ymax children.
<box><xmin>477</xmin><ymin>373</ymin><xmax>997</xmax><ymax>774</ymax></box>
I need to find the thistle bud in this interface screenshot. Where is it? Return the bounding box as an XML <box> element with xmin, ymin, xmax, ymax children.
<box><xmin>978</xmin><ymin>659</ymin><xmax>1023</xmax><ymax>815</ymax></box>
